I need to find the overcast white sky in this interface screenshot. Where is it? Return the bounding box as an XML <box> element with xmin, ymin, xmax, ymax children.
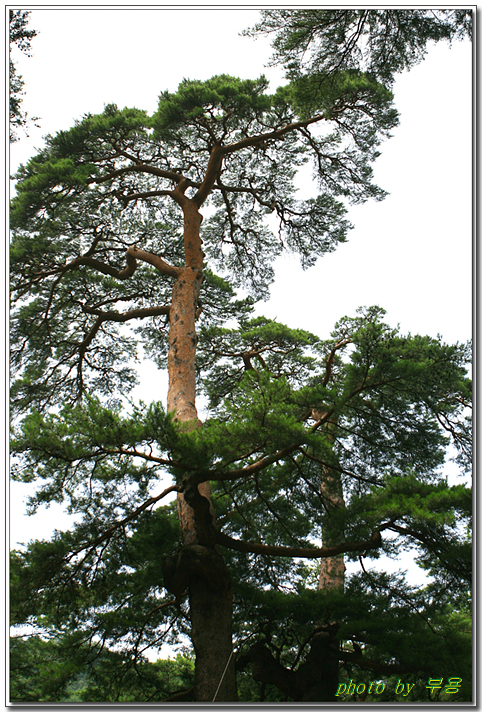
<box><xmin>9</xmin><ymin>9</ymin><xmax>473</xmax><ymax>571</ymax></box>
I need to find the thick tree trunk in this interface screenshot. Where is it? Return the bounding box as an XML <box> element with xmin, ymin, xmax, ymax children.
<box><xmin>165</xmin><ymin>195</ymin><xmax>237</xmax><ymax>702</ymax></box>
<box><xmin>166</xmin><ymin>198</ymin><xmax>204</xmax><ymax>426</ymax></box>
<box><xmin>189</xmin><ymin>548</ymin><xmax>236</xmax><ymax>701</ymax></box>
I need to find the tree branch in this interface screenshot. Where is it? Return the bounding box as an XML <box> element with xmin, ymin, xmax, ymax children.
<box><xmin>214</xmin><ymin>528</ymin><xmax>382</xmax><ymax>559</ymax></box>
<box><xmin>193</xmin><ymin>145</ymin><xmax>224</xmax><ymax>207</ymax></box>
<box><xmin>201</xmin><ymin>412</ymin><xmax>338</xmax><ymax>485</ymax></box>
<box><xmin>220</xmin><ymin>113</ymin><xmax>327</xmax><ymax>156</ymax></box>
<box><xmin>94</xmin><ymin>163</ymin><xmax>185</xmax><ymax>185</ymax></box>
<box><xmin>82</xmin><ymin>304</ymin><xmax>171</xmax><ymax>323</ymax></box>
<box><xmin>323</xmin><ymin>337</ymin><xmax>351</xmax><ymax>386</ymax></box>
<box><xmin>126</xmin><ymin>245</ymin><xmax>181</xmax><ymax>278</ymax></box>
<box><xmin>67</xmin><ymin>484</ymin><xmax>182</xmax><ymax>561</ymax></box>
<box><xmin>65</xmin><ymin>251</ymin><xmax>137</xmax><ymax>280</ymax></box>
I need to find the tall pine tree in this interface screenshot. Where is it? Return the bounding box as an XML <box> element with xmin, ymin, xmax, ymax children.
<box><xmin>10</xmin><ymin>10</ymin><xmax>472</xmax><ymax>702</ymax></box>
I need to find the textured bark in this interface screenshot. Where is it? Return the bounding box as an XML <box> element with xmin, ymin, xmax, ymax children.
<box><xmin>162</xmin><ymin>545</ymin><xmax>236</xmax><ymax>701</ymax></box>
<box><xmin>317</xmin><ymin>413</ymin><xmax>345</xmax><ymax>592</ymax></box>
<box><xmin>189</xmin><ymin>549</ymin><xmax>236</xmax><ymax>701</ymax></box>
<box><xmin>166</xmin><ymin>200</ymin><xmax>203</xmax><ymax>425</ymax></box>
<box><xmin>318</xmin><ymin>465</ymin><xmax>346</xmax><ymax>591</ymax></box>
<box><xmin>316</xmin><ymin>425</ymin><xmax>345</xmax><ymax>699</ymax></box>
<box><xmin>165</xmin><ymin>191</ymin><xmax>236</xmax><ymax>702</ymax></box>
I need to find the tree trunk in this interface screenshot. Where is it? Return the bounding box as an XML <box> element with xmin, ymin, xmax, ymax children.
<box><xmin>317</xmin><ymin>414</ymin><xmax>345</xmax><ymax>591</ymax></box>
<box><xmin>318</xmin><ymin>464</ymin><xmax>346</xmax><ymax>591</ymax></box>
<box><xmin>165</xmin><ymin>195</ymin><xmax>237</xmax><ymax>701</ymax></box>
<box><xmin>316</xmin><ymin>427</ymin><xmax>345</xmax><ymax>700</ymax></box>
<box><xmin>299</xmin><ymin>623</ymin><xmax>341</xmax><ymax>701</ymax></box>
<box><xmin>189</xmin><ymin>548</ymin><xmax>236</xmax><ymax>701</ymax></box>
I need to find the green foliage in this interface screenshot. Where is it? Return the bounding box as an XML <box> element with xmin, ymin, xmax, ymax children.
<box><xmin>11</xmin><ymin>71</ymin><xmax>395</xmax><ymax>314</ymax></box>
<box><xmin>10</xmin><ymin>636</ymin><xmax>76</xmax><ymax>702</ymax></box>
<box><xmin>153</xmin><ymin>74</ymin><xmax>272</xmax><ymax>136</ymax></box>
<box><xmin>10</xmin><ymin>297</ymin><xmax>471</xmax><ymax>701</ymax></box>
<box><xmin>230</xmin><ymin>568</ymin><xmax>472</xmax><ymax>702</ymax></box>
<box><xmin>10</xmin><ymin>70</ymin><xmax>398</xmax><ymax>417</ymax></box>
<box><xmin>10</xmin><ymin>635</ymin><xmax>195</xmax><ymax>702</ymax></box>
<box><xmin>247</xmin><ymin>9</ymin><xmax>472</xmax><ymax>85</ymax></box>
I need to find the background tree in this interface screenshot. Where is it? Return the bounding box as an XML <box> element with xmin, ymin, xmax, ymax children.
<box><xmin>10</xmin><ymin>634</ymin><xmax>195</xmax><ymax>702</ymax></box>
<box><xmin>9</xmin><ymin>10</ymin><xmax>38</xmax><ymax>142</ymax></box>
<box><xmin>246</xmin><ymin>9</ymin><xmax>472</xmax><ymax>84</ymax></box>
<box><xmin>10</xmin><ymin>10</ymin><xmax>472</xmax><ymax>703</ymax></box>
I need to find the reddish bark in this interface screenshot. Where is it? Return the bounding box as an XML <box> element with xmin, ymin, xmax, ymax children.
<box><xmin>163</xmin><ymin>187</ymin><xmax>237</xmax><ymax>701</ymax></box>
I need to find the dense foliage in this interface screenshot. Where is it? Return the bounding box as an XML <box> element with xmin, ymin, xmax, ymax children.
<box><xmin>11</xmin><ymin>307</ymin><xmax>472</xmax><ymax>700</ymax></box>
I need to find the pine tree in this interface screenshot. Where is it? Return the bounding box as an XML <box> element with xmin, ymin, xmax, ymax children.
<box><xmin>10</xmin><ymin>11</ymin><xmax>472</xmax><ymax>702</ymax></box>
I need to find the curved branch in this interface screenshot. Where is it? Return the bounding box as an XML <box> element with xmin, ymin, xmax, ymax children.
<box><xmin>323</xmin><ymin>337</ymin><xmax>351</xmax><ymax>386</ymax></box>
<box><xmin>67</xmin><ymin>484</ymin><xmax>182</xmax><ymax>561</ymax></box>
<box><xmin>193</xmin><ymin>144</ymin><xmax>224</xmax><ymax>207</ymax></box>
<box><xmin>214</xmin><ymin>528</ymin><xmax>382</xmax><ymax>559</ymax></box>
<box><xmin>79</xmin><ymin>315</ymin><xmax>104</xmax><ymax>355</ymax></box>
<box><xmin>126</xmin><ymin>245</ymin><xmax>182</xmax><ymax>278</ymax></box>
<box><xmin>65</xmin><ymin>251</ymin><xmax>138</xmax><ymax>280</ymax></box>
<box><xmin>82</xmin><ymin>304</ymin><xmax>170</xmax><ymax>323</ymax></box>
<box><xmin>94</xmin><ymin>163</ymin><xmax>185</xmax><ymax>185</ymax></box>
<box><xmin>206</xmin><ymin>439</ymin><xmax>306</xmax><ymax>483</ymax></box>
<box><xmin>76</xmin><ymin>304</ymin><xmax>171</xmax><ymax>381</ymax></box>
<box><xmin>200</xmin><ymin>415</ymin><xmax>334</xmax><ymax>485</ymax></box>
<box><xmin>221</xmin><ymin>112</ymin><xmax>327</xmax><ymax>156</ymax></box>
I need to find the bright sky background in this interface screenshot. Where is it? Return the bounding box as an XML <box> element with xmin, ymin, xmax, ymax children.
<box><xmin>10</xmin><ymin>9</ymin><xmax>473</xmax><ymax>584</ymax></box>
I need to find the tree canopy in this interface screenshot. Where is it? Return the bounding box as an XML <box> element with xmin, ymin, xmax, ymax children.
<box><xmin>10</xmin><ymin>9</ymin><xmax>472</xmax><ymax>703</ymax></box>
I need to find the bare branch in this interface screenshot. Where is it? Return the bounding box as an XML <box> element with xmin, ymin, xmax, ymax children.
<box><xmin>65</xmin><ymin>251</ymin><xmax>137</xmax><ymax>280</ymax></box>
<box><xmin>323</xmin><ymin>338</ymin><xmax>351</xmax><ymax>386</ymax></box>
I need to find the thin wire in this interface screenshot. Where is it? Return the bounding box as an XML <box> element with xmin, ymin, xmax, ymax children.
<box><xmin>212</xmin><ymin>650</ymin><xmax>234</xmax><ymax>702</ymax></box>
<box><xmin>212</xmin><ymin>588</ymin><xmax>259</xmax><ymax>702</ymax></box>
